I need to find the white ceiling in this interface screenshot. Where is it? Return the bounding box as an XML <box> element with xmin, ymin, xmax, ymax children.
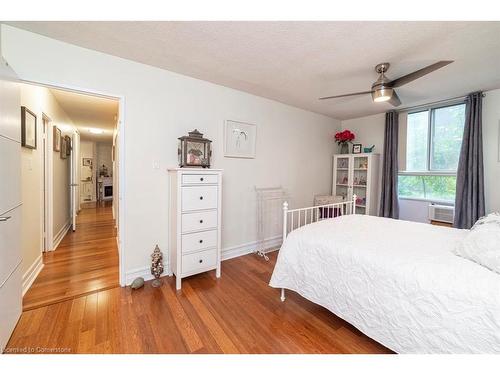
<box><xmin>50</xmin><ymin>87</ymin><xmax>118</xmax><ymax>142</ymax></box>
<box><xmin>10</xmin><ymin>21</ymin><xmax>500</xmax><ymax>120</ymax></box>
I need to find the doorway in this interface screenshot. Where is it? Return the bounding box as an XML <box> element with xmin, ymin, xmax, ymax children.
<box><xmin>20</xmin><ymin>83</ymin><xmax>122</xmax><ymax>310</ymax></box>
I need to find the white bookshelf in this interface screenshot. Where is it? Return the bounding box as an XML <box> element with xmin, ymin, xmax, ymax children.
<box><xmin>332</xmin><ymin>153</ymin><xmax>380</xmax><ymax>216</ymax></box>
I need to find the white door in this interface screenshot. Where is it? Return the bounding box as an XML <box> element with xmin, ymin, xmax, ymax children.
<box><xmin>0</xmin><ymin>57</ymin><xmax>22</xmax><ymax>352</ymax></box>
<box><xmin>70</xmin><ymin>132</ymin><xmax>79</xmax><ymax>231</ymax></box>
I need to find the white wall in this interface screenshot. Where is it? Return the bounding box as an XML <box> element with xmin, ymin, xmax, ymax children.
<box><xmin>482</xmin><ymin>88</ymin><xmax>500</xmax><ymax>214</ymax></box>
<box><xmin>52</xmin><ymin>126</ymin><xmax>72</xmax><ymax>240</ymax></box>
<box><xmin>341</xmin><ymin>89</ymin><xmax>500</xmax><ymax>223</ymax></box>
<box><xmin>1</xmin><ymin>25</ymin><xmax>341</xmax><ymax>284</ymax></box>
<box><xmin>341</xmin><ymin>113</ymin><xmax>385</xmax><ymax>214</ymax></box>
<box><xmin>19</xmin><ymin>83</ymin><xmax>75</xmax><ymax>276</ymax></box>
<box><xmin>341</xmin><ymin>113</ymin><xmax>386</xmax><ymax>157</ymax></box>
<box><xmin>96</xmin><ymin>142</ymin><xmax>112</xmax><ymax>177</ymax></box>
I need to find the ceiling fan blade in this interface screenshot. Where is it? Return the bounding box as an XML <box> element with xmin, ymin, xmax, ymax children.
<box><xmin>319</xmin><ymin>91</ymin><xmax>373</xmax><ymax>100</ymax></box>
<box><xmin>388</xmin><ymin>91</ymin><xmax>401</xmax><ymax>107</ymax></box>
<box><xmin>387</xmin><ymin>61</ymin><xmax>453</xmax><ymax>88</ymax></box>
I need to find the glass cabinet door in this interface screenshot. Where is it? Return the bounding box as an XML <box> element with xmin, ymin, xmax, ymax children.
<box><xmin>334</xmin><ymin>156</ymin><xmax>350</xmax><ymax>201</ymax></box>
<box><xmin>352</xmin><ymin>155</ymin><xmax>368</xmax><ymax>214</ymax></box>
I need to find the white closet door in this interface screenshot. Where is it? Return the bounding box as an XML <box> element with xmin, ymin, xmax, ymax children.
<box><xmin>0</xmin><ymin>57</ymin><xmax>22</xmax><ymax>352</ymax></box>
<box><xmin>0</xmin><ymin>74</ymin><xmax>20</xmax><ymax>141</ymax></box>
<box><xmin>0</xmin><ymin>136</ymin><xmax>20</xmax><ymax>214</ymax></box>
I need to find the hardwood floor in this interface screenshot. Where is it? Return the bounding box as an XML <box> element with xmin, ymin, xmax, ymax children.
<box><xmin>7</xmin><ymin>249</ymin><xmax>392</xmax><ymax>354</ymax></box>
<box><xmin>22</xmin><ymin>202</ymin><xmax>119</xmax><ymax>311</ymax></box>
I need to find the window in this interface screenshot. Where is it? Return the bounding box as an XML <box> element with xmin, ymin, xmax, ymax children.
<box><xmin>398</xmin><ymin>175</ymin><xmax>458</xmax><ymax>202</ymax></box>
<box><xmin>399</xmin><ymin>103</ymin><xmax>465</xmax><ymax>202</ymax></box>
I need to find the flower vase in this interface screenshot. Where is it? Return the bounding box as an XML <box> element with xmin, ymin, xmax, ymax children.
<box><xmin>340</xmin><ymin>143</ymin><xmax>349</xmax><ymax>154</ymax></box>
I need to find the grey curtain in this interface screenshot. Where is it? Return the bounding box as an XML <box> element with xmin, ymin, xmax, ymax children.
<box><xmin>454</xmin><ymin>92</ymin><xmax>485</xmax><ymax>229</ymax></box>
<box><xmin>379</xmin><ymin>111</ymin><xmax>399</xmax><ymax>219</ymax></box>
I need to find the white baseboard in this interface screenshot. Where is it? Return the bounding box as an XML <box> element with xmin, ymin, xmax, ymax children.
<box><xmin>22</xmin><ymin>254</ymin><xmax>44</xmax><ymax>296</ymax></box>
<box><xmin>52</xmin><ymin>220</ymin><xmax>71</xmax><ymax>251</ymax></box>
<box><xmin>125</xmin><ymin>262</ymin><xmax>169</xmax><ymax>286</ymax></box>
<box><xmin>221</xmin><ymin>235</ymin><xmax>283</xmax><ymax>261</ymax></box>
<box><xmin>123</xmin><ymin>236</ymin><xmax>283</xmax><ymax>286</ymax></box>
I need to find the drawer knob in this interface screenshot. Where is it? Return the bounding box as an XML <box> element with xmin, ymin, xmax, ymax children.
<box><xmin>199</xmin><ymin>259</ymin><xmax>203</xmax><ymax>263</ymax></box>
<box><xmin>200</xmin><ymin>177</ymin><xmax>204</xmax><ymax>181</ymax></box>
<box><xmin>199</xmin><ymin>196</ymin><xmax>203</xmax><ymax>200</ymax></box>
<box><xmin>199</xmin><ymin>219</ymin><xmax>203</xmax><ymax>223</ymax></box>
<box><xmin>199</xmin><ymin>239</ymin><xmax>203</xmax><ymax>243</ymax></box>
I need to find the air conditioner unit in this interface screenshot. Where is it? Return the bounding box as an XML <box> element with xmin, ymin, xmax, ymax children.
<box><xmin>428</xmin><ymin>203</ymin><xmax>454</xmax><ymax>224</ymax></box>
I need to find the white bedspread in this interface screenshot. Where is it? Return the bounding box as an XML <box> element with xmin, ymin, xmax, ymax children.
<box><xmin>269</xmin><ymin>214</ymin><xmax>500</xmax><ymax>353</ymax></box>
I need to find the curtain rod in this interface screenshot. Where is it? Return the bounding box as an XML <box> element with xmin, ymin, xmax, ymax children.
<box><xmin>395</xmin><ymin>93</ymin><xmax>486</xmax><ymax>113</ymax></box>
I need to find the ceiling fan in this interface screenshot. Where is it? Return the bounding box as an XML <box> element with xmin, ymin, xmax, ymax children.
<box><xmin>319</xmin><ymin>61</ymin><xmax>454</xmax><ymax>107</ymax></box>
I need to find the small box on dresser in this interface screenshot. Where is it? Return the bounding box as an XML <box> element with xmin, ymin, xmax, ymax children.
<box><xmin>168</xmin><ymin>168</ymin><xmax>223</xmax><ymax>290</ymax></box>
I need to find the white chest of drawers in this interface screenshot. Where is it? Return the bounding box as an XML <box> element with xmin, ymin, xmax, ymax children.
<box><xmin>168</xmin><ymin>168</ymin><xmax>223</xmax><ymax>290</ymax></box>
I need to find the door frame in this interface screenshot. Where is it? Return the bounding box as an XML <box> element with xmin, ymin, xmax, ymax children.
<box><xmin>24</xmin><ymin>79</ymin><xmax>126</xmax><ymax>287</ymax></box>
<box><xmin>70</xmin><ymin>130</ymin><xmax>80</xmax><ymax>231</ymax></box>
<box><xmin>41</xmin><ymin>113</ymin><xmax>54</xmax><ymax>253</ymax></box>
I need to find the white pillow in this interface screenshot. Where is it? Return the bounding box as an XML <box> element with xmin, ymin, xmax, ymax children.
<box><xmin>453</xmin><ymin>213</ymin><xmax>500</xmax><ymax>274</ymax></box>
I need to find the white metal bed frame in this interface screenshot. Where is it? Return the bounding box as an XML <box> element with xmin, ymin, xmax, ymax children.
<box><xmin>279</xmin><ymin>194</ymin><xmax>357</xmax><ymax>302</ymax></box>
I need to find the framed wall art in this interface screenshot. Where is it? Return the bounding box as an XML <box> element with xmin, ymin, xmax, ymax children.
<box><xmin>21</xmin><ymin>106</ymin><xmax>37</xmax><ymax>149</ymax></box>
<box><xmin>53</xmin><ymin>126</ymin><xmax>62</xmax><ymax>152</ymax></box>
<box><xmin>65</xmin><ymin>135</ymin><xmax>72</xmax><ymax>156</ymax></box>
<box><xmin>224</xmin><ymin>120</ymin><xmax>256</xmax><ymax>158</ymax></box>
<box><xmin>60</xmin><ymin>136</ymin><xmax>68</xmax><ymax>159</ymax></box>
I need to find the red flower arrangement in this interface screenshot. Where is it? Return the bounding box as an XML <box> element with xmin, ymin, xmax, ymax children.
<box><xmin>334</xmin><ymin>130</ymin><xmax>355</xmax><ymax>145</ymax></box>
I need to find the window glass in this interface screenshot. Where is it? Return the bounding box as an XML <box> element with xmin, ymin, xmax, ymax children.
<box><xmin>398</xmin><ymin>175</ymin><xmax>457</xmax><ymax>202</ymax></box>
<box><xmin>400</xmin><ymin>103</ymin><xmax>465</xmax><ymax>202</ymax></box>
<box><xmin>406</xmin><ymin>110</ymin><xmax>429</xmax><ymax>171</ymax></box>
<box><xmin>431</xmin><ymin>105</ymin><xmax>466</xmax><ymax>171</ymax></box>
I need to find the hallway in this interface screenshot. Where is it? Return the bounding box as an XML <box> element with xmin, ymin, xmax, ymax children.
<box><xmin>23</xmin><ymin>203</ymin><xmax>119</xmax><ymax>311</ymax></box>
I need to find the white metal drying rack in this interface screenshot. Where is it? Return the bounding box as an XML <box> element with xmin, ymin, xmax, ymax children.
<box><xmin>255</xmin><ymin>186</ymin><xmax>289</xmax><ymax>261</ymax></box>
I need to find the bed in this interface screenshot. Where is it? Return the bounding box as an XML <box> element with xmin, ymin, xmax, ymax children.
<box><xmin>269</xmin><ymin>198</ymin><xmax>500</xmax><ymax>353</ymax></box>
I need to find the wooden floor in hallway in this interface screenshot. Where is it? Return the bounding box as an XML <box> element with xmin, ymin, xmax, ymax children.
<box><xmin>7</xmin><ymin>250</ymin><xmax>392</xmax><ymax>354</ymax></box>
<box><xmin>22</xmin><ymin>202</ymin><xmax>119</xmax><ymax>311</ymax></box>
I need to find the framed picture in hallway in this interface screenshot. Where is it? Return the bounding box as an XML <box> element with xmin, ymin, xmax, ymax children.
<box><xmin>65</xmin><ymin>135</ymin><xmax>72</xmax><ymax>156</ymax></box>
<box><xmin>21</xmin><ymin>106</ymin><xmax>37</xmax><ymax>149</ymax></box>
<box><xmin>53</xmin><ymin>126</ymin><xmax>61</xmax><ymax>151</ymax></box>
<box><xmin>60</xmin><ymin>136</ymin><xmax>68</xmax><ymax>159</ymax></box>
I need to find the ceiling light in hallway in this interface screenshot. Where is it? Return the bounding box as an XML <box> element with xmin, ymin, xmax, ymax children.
<box><xmin>88</xmin><ymin>127</ymin><xmax>104</xmax><ymax>134</ymax></box>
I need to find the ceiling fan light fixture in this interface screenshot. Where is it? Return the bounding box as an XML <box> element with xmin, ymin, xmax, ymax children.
<box><xmin>319</xmin><ymin>61</ymin><xmax>453</xmax><ymax>107</ymax></box>
<box><xmin>372</xmin><ymin>87</ymin><xmax>393</xmax><ymax>102</ymax></box>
